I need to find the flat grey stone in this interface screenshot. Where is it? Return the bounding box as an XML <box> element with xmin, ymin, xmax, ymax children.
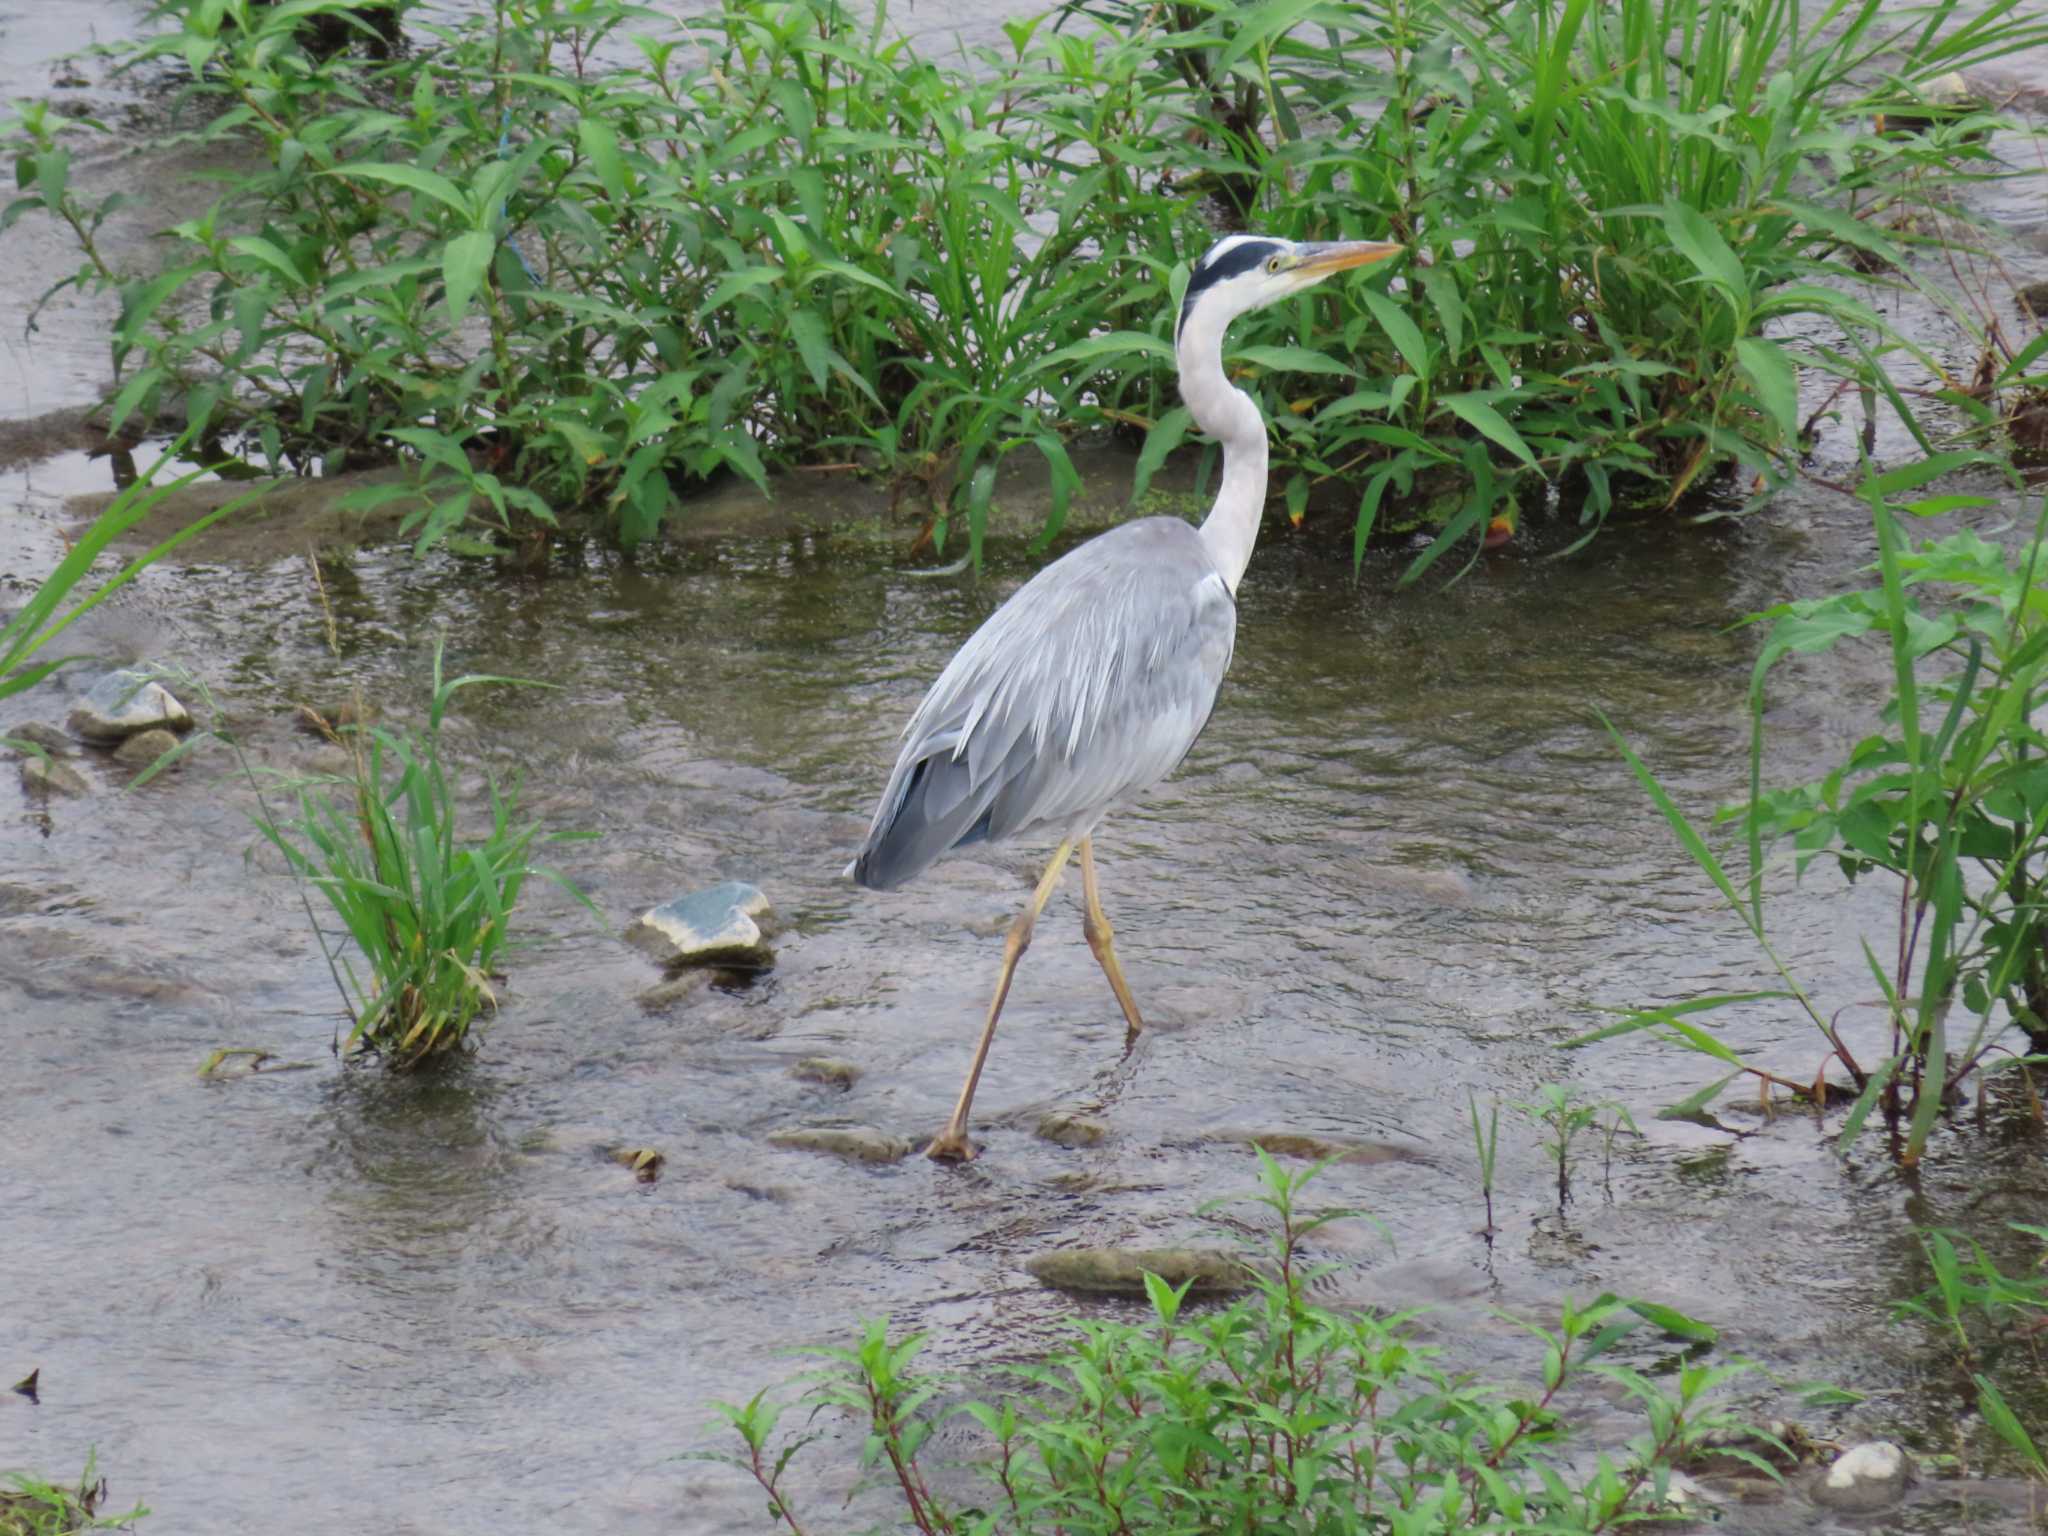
<box><xmin>66</xmin><ymin>669</ymin><xmax>192</xmax><ymax>742</ymax></box>
<box><xmin>1025</xmin><ymin>1247</ymin><xmax>1256</xmax><ymax>1296</ymax></box>
<box><xmin>766</xmin><ymin>1126</ymin><xmax>911</xmax><ymax>1164</ymax></box>
<box><xmin>114</xmin><ymin>728</ymin><xmax>182</xmax><ymax>770</ymax></box>
<box><xmin>625</xmin><ymin>881</ymin><xmax>777</xmax><ymax>966</ymax></box>
<box><xmin>1210</xmin><ymin>1129</ymin><xmax>1428</xmax><ymax>1166</ymax></box>
<box><xmin>1812</xmin><ymin>1442</ymin><xmax>1912</xmax><ymax>1513</ymax></box>
<box><xmin>19</xmin><ymin>756</ymin><xmax>89</xmax><ymax>798</ymax></box>
<box><xmin>1036</xmin><ymin>1111</ymin><xmax>1110</xmax><ymax>1147</ymax></box>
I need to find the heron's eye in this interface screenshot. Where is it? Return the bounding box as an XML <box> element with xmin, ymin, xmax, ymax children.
<box><xmin>1264</xmin><ymin>254</ymin><xmax>1283</xmax><ymax>274</ymax></box>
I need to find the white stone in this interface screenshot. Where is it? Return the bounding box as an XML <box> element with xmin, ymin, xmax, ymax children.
<box><xmin>66</xmin><ymin>669</ymin><xmax>192</xmax><ymax>742</ymax></box>
<box><xmin>1814</xmin><ymin>1441</ymin><xmax>1912</xmax><ymax>1513</ymax></box>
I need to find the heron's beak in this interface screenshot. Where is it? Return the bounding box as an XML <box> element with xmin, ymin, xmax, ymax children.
<box><xmin>1285</xmin><ymin>240</ymin><xmax>1404</xmax><ymax>280</ymax></box>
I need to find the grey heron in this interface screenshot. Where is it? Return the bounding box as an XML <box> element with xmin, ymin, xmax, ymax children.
<box><xmin>852</xmin><ymin>233</ymin><xmax>1403</xmax><ymax>1162</ymax></box>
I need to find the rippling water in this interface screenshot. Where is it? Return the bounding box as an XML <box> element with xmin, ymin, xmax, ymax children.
<box><xmin>4</xmin><ymin>3</ymin><xmax>2048</xmax><ymax>1531</ymax></box>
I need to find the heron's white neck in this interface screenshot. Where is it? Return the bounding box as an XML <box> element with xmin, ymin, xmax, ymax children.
<box><xmin>1177</xmin><ymin>302</ymin><xmax>1269</xmax><ymax>595</ymax></box>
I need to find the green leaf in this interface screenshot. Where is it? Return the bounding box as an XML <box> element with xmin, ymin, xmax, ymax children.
<box><xmin>1440</xmin><ymin>393</ymin><xmax>1538</xmax><ymax>468</ymax></box>
<box><xmin>1734</xmin><ymin>336</ymin><xmax>1799</xmax><ymax>445</ymax></box>
<box><xmin>788</xmin><ymin>309</ymin><xmax>832</xmax><ymax>393</ymax></box>
<box><xmin>1130</xmin><ymin>405</ymin><xmax>1190</xmax><ymax>505</ymax></box>
<box><xmin>1361</xmin><ymin>289</ymin><xmax>1429</xmax><ymax>377</ymax></box>
<box><xmin>227</xmin><ymin>234</ymin><xmax>303</xmax><ymax>289</ymax></box>
<box><xmin>1037</xmin><ymin>330</ymin><xmax>1177</xmax><ymax>373</ymax></box>
<box><xmin>578</xmin><ymin>118</ymin><xmax>628</xmax><ymax>202</ymax></box>
<box><xmin>1661</xmin><ymin>200</ymin><xmax>1748</xmax><ymax>307</ymax></box>
<box><xmin>1230</xmin><ymin>344</ymin><xmax>1354</xmax><ymax>378</ymax></box>
<box><xmin>1627</xmin><ymin>1301</ymin><xmax>1719</xmax><ymax>1343</ymax></box>
<box><xmin>325</xmin><ymin>162</ymin><xmax>471</xmax><ymax>220</ymax></box>
<box><xmin>442</xmin><ymin>230</ymin><xmax>495</xmax><ymax>324</ymax></box>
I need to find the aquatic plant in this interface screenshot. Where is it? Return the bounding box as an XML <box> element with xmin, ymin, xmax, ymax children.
<box><xmin>0</xmin><ymin>1457</ymin><xmax>145</xmax><ymax>1536</ymax></box>
<box><xmin>714</xmin><ymin>1154</ymin><xmax>1762</xmax><ymax>1534</ymax></box>
<box><xmin>252</xmin><ymin>642</ymin><xmax>594</xmax><ymax>1067</ymax></box>
<box><xmin>0</xmin><ymin>434</ymin><xmax>255</xmax><ymax>728</ymax></box>
<box><xmin>1891</xmin><ymin>1225</ymin><xmax>2048</xmax><ymax>1482</ymax></box>
<box><xmin>1512</xmin><ymin>1081</ymin><xmax>1636</xmax><ymax>1211</ymax></box>
<box><xmin>5</xmin><ymin>0</ymin><xmax>2042</xmax><ymax>566</ymax></box>
<box><xmin>1586</xmin><ymin>478</ymin><xmax>2048</xmax><ymax>1165</ymax></box>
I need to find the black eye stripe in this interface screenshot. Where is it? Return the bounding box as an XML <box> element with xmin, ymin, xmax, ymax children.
<box><xmin>1176</xmin><ymin>239</ymin><xmax>1287</xmax><ymax>342</ymax></box>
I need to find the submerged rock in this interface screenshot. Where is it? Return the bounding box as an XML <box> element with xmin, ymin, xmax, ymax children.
<box><xmin>791</xmin><ymin>1057</ymin><xmax>863</xmax><ymax>1089</ymax></box>
<box><xmin>114</xmin><ymin>729</ymin><xmax>182</xmax><ymax>771</ymax></box>
<box><xmin>626</xmin><ymin>881</ymin><xmax>778</xmax><ymax>966</ymax></box>
<box><xmin>66</xmin><ymin>669</ymin><xmax>192</xmax><ymax>742</ymax></box>
<box><xmin>1812</xmin><ymin>1442</ymin><xmax>1913</xmax><ymax>1513</ymax></box>
<box><xmin>4</xmin><ymin>722</ymin><xmax>72</xmax><ymax>757</ymax></box>
<box><xmin>1211</xmin><ymin>1129</ymin><xmax>1427</xmax><ymax>1166</ymax></box>
<box><xmin>19</xmin><ymin>756</ymin><xmax>89</xmax><ymax>798</ymax></box>
<box><xmin>1036</xmin><ymin>1111</ymin><xmax>1110</xmax><ymax>1147</ymax></box>
<box><xmin>636</xmin><ymin>970</ymin><xmax>715</xmax><ymax>1012</ymax></box>
<box><xmin>766</xmin><ymin>1126</ymin><xmax>911</xmax><ymax>1164</ymax></box>
<box><xmin>2019</xmin><ymin>280</ymin><xmax>2048</xmax><ymax>321</ymax></box>
<box><xmin>1025</xmin><ymin>1246</ymin><xmax>1256</xmax><ymax>1296</ymax></box>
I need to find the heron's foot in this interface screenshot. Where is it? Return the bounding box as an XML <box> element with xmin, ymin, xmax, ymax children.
<box><xmin>925</xmin><ymin>1128</ymin><xmax>979</xmax><ymax>1163</ymax></box>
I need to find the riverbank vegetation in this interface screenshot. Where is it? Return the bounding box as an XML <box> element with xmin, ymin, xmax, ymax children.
<box><xmin>6</xmin><ymin>0</ymin><xmax>2044</xmax><ymax>568</ymax></box>
<box><xmin>0</xmin><ymin>1460</ymin><xmax>144</xmax><ymax>1536</ymax></box>
<box><xmin>719</xmin><ymin>1156</ymin><xmax>1768</xmax><ymax>1535</ymax></box>
<box><xmin>249</xmin><ymin>641</ymin><xmax>595</xmax><ymax>1066</ymax></box>
<box><xmin>1589</xmin><ymin>487</ymin><xmax>2048</xmax><ymax>1164</ymax></box>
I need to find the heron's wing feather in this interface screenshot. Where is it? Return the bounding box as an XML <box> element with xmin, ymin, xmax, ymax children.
<box><xmin>853</xmin><ymin>518</ymin><xmax>1235</xmax><ymax>889</ymax></box>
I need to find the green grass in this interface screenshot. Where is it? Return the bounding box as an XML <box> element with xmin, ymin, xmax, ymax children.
<box><xmin>253</xmin><ymin>643</ymin><xmax>595</xmax><ymax>1067</ymax></box>
<box><xmin>0</xmin><ymin>1459</ymin><xmax>144</xmax><ymax>1535</ymax></box>
<box><xmin>716</xmin><ymin>1154</ymin><xmax>1767</xmax><ymax>1534</ymax></box>
<box><xmin>1</xmin><ymin>433</ymin><xmax>256</xmax><ymax>723</ymax></box>
<box><xmin>1579</xmin><ymin>473</ymin><xmax>2048</xmax><ymax>1164</ymax></box>
<box><xmin>5</xmin><ymin>0</ymin><xmax>2041</xmax><ymax>566</ymax></box>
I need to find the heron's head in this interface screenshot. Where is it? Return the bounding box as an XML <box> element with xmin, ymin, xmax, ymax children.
<box><xmin>1176</xmin><ymin>234</ymin><xmax>1403</xmax><ymax>347</ymax></box>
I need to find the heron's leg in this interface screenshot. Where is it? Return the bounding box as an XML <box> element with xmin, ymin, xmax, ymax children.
<box><xmin>928</xmin><ymin>840</ymin><xmax>1075</xmax><ymax>1163</ymax></box>
<box><xmin>1079</xmin><ymin>834</ymin><xmax>1145</xmax><ymax>1038</ymax></box>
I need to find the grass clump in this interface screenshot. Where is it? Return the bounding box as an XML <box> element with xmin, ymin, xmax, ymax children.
<box><xmin>0</xmin><ymin>1460</ymin><xmax>144</xmax><ymax>1535</ymax></box>
<box><xmin>5</xmin><ymin>0</ymin><xmax>2042</xmax><ymax>566</ymax></box>
<box><xmin>715</xmin><ymin>1155</ymin><xmax>1764</xmax><ymax>1533</ymax></box>
<box><xmin>254</xmin><ymin>642</ymin><xmax>592</xmax><ymax>1067</ymax></box>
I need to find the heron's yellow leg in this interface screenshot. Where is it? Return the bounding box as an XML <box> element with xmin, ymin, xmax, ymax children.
<box><xmin>1078</xmin><ymin>835</ymin><xmax>1146</xmax><ymax>1039</ymax></box>
<box><xmin>928</xmin><ymin>840</ymin><xmax>1075</xmax><ymax>1163</ymax></box>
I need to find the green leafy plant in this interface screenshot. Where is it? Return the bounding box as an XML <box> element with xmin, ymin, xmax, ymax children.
<box><xmin>1581</xmin><ymin>480</ymin><xmax>2048</xmax><ymax>1164</ymax></box>
<box><xmin>8</xmin><ymin>0</ymin><xmax>2039</xmax><ymax>563</ymax></box>
<box><xmin>1</xmin><ymin>434</ymin><xmax>256</xmax><ymax>724</ymax></box>
<box><xmin>0</xmin><ymin>1457</ymin><xmax>145</xmax><ymax>1535</ymax></box>
<box><xmin>715</xmin><ymin>1153</ymin><xmax>1759</xmax><ymax>1533</ymax></box>
<box><xmin>1512</xmin><ymin>1082</ymin><xmax>1637</xmax><ymax>1210</ymax></box>
<box><xmin>252</xmin><ymin>643</ymin><xmax>595</xmax><ymax>1066</ymax></box>
<box><xmin>1468</xmin><ymin>1088</ymin><xmax>1500</xmax><ymax>1237</ymax></box>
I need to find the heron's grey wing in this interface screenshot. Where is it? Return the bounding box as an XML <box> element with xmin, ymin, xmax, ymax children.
<box><xmin>852</xmin><ymin>518</ymin><xmax>1235</xmax><ymax>890</ymax></box>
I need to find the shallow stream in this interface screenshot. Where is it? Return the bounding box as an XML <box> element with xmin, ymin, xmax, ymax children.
<box><xmin>4</xmin><ymin>4</ymin><xmax>2048</xmax><ymax>1533</ymax></box>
